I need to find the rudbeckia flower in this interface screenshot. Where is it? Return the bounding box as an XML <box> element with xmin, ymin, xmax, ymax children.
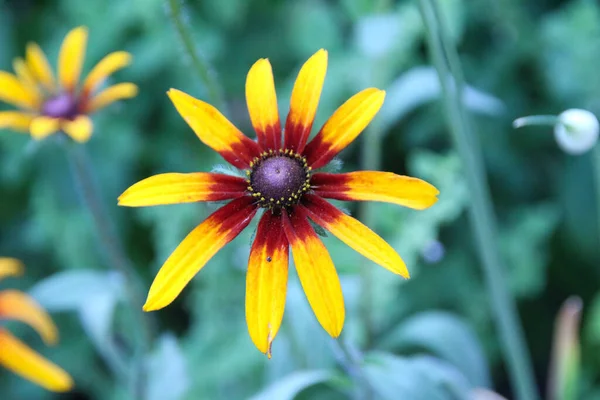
<box><xmin>0</xmin><ymin>26</ymin><xmax>137</xmax><ymax>142</ymax></box>
<box><xmin>0</xmin><ymin>258</ymin><xmax>73</xmax><ymax>392</ymax></box>
<box><xmin>119</xmin><ymin>49</ymin><xmax>439</xmax><ymax>357</ymax></box>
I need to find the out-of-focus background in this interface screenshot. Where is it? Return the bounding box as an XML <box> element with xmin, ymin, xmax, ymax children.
<box><xmin>1</xmin><ymin>0</ymin><xmax>599</xmax><ymax>399</ymax></box>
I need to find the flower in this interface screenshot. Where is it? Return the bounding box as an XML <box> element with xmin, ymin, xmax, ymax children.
<box><xmin>0</xmin><ymin>258</ymin><xmax>73</xmax><ymax>392</ymax></box>
<box><xmin>554</xmin><ymin>109</ymin><xmax>599</xmax><ymax>155</ymax></box>
<box><xmin>0</xmin><ymin>26</ymin><xmax>137</xmax><ymax>142</ymax></box>
<box><xmin>119</xmin><ymin>49</ymin><xmax>439</xmax><ymax>357</ymax></box>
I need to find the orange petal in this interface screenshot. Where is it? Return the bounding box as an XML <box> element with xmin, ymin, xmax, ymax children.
<box><xmin>26</xmin><ymin>42</ymin><xmax>55</xmax><ymax>92</ymax></box>
<box><xmin>86</xmin><ymin>82</ymin><xmax>138</xmax><ymax>112</ymax></box>
<box><xmin>0</xmin><ymin>71</ymin><xmax>40</xmax><ymax>109</ymax></box>
<box><xmin>58</xmin><ymin>26</ymin><xmax>88</xmax><ymax>92</ymax></box>
<box><xmin>0</xmin><ymin>290</ymin><xmax>58</xmax><ymax>345</ymax></box>
<box><xmin>118</xmin><ymin>173</ymin><xmax>248</xmax><ymax>207</ymax></box>
<box><xmin>30</xmin><ymin>116</ymin><xmax>60</xmax><ymax>140</ymax></box>
<box><xmin>246</xmin><ymin>211</ymin><xmax>288</xmax><ymax>357</ymax></box>
<box><xmin>302</xmin><ymin>194</ymin><xmax>409</xmax><ymax>278</ymax></box>
<box><xmin>312</xmin><ymin>171</ymin><xmax>439</xmax><ymax>210</ymax></box>
<box><xmin>283</xmin><ymin>49</ymin><xmax>328</xmax><ymax>153</ymax></box>
<box><xmin>304</xmin><ymin>88</ymin><xmax>386</xmax><ymax>169</ymax></box>
<box><xmin>0</xmin><ymin>258</ymin><xmax>24</xmax><ymax>280</ymax></box>
<box><xmin>168</xmin><ymin>88</ymin><xmax>263</xmax><ymax>169</ymax></box>
<box><xmin>0</xmin><ymin>111</ymin><xmax>35</xmax><ymax>133</ymax></box>
<box><xmin>0</xmin><ymin>329</ymin><xmax>73</xmax><ymax>392</ymax></box>
<box><xmin>246</xmin><ymin>58</ymin><xmax>281</xmax><ymax>150</ymax></box>
<box><xmin>62</xmin><ymin>115</ymin><xmax>93</xmax><ymax>143</ymax></box>
<box><xmin>143</xmin><ymin>197</ymin><xmax>258</xmax><ymax>311</ymax></box>
<box><xmin>82</xmin><ymin>51</ymin><xmax>132</xmax><ymax>95</ymax></box>
<box><xmin>282</xmin><ymin>207</ymin><xmax>344</xmax><ymax>337</ymax></box>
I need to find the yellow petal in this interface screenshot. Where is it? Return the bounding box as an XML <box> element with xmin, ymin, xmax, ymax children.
<box><xmin>0</xmin><ymin>258</ymin><xmax>24</xmax><ymax>280</ymax></box>
<box><xmin>304</xmin><ymin>88</ymin><xmax>386</xmax><ymax>169</ymax></box>
<box><xmin>0</xmin><ymin>111</ymin><xmax>35</xmax><ymax>133</ymax></box>
<box><xmin>62</xmin><ymin>115</ymin><xmax>93</xmax><ymax>143</ymax></box>
<box><xmin>246</xmin><ymin>58</ymin><xmax>281</xmax><ymax>149</ymax></box>
<box><xmin>13</xmin><ymin>58</ymin><xmax>41</xmax><ymax>98</ymax></box>
<box><xmin>284</xmin><ymin>49</ymin><xmax>328</xmax><ymax>152</ymax></box>
<box><xmin>86</xmin><ymin>82</ymin><xmax>138</xmax><ymax>112</ymax></box>
<box><xmin>118</xmin><ymin>173</ymin><xmax>247</xmax><ymax>207</ymax></box>
<box><xmin>26</xmin><ymin>42</ymin><xmax>55</xmax><ymax>92</ymax></box>
<box><xmin>143</xmin><ymin>197</ymin><xmax>257</xmax><ymax>311</ymax></box>
<box><xmin>58</xmin><ymin>26</ymin><xmax>88</xmax><ymax>92</ymax></box>
<box><xmin>30</xmin><ymin>116</ymin><xmax>60</xmax><ymax>140</ymax></box>
<box><xmin>0</xmin><ymin>71</ymin><xmax>40</xmax><ymax>109</ymax></box>
<box><xmin>303</xmin><ymin>195</ymin><xmax>409</xmax><ymax>278</ymax></box>
<box><xmin>0</xmin><ymin>329</ymin><xmax>73</xmax><ymax>392</ymax></box>
<box><xmin>82</xmin><ymin>51</ymin><xmax>133</xmax><ymax>95</ymax></box>
<box><xmin>167</xmin><ymin>88</ymin><xmax>263</xmax><ymax>169</ymax></box>
<box><xmin>282</xmin><ymin>208</ymin><xmax>344</xmax><ymax>337</ymax></box>
<box><xmin>246</xmin><ymin>211</ymin><xmax>288</xmax><ymax>357</ymax></box>
<box><xmin>312</xmin><ymin>171</ymin><xmax>440</xmax><ymax>210</ymax></box>
<box><xmin>0</xmin><ymin>290</ymin><xmax>58</xmax><ymax>345</ymax></box>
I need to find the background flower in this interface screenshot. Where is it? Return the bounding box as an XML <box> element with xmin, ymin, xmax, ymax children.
<box><xmin>0</xmin><ymin>258</ymin><xmax>73</xmax><ymax>392</ymax></box>
<box><xmin>0</xmin><ymin>26</ymin><xmax>137</xmax><ymax>142</ymax></box>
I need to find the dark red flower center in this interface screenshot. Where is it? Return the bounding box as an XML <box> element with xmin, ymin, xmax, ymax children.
<box><xmin>248</xmin><ymin>150</ymin><xmax>311</xmax><ymax>209</ymax></box>
<box><xmin>42</xmin><ymin>93</ymin><xmax>79</xmax><ymax>120</ymax></box>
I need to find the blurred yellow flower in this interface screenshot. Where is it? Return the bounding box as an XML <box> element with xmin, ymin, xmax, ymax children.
<box><xmin>0</xmin><ymin>26</ymin><xmax>137</xmax><ymax>142</ymax></box>
<box><xmin>0</xmin><ymin>258</ymin><xmax>73</xmax><ymax>392</ymax></box>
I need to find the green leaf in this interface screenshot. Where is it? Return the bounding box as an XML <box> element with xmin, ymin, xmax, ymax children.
<box><xmin>362</xmin><ymin>352</ymin><xmax>471</xmax><ymax>400</ymax></box>
<box><xmin>380</xmin><ymin>311</ymin><xmax>490</xmax><ymax>387</ymax></box>
<box><xmin>147</xmin><ymin>334</ymin><xmax>190</xmax><ymax>400</ymax></box>
<box><xmin>249</xmin><ymin>370</ymin><xmax>333</xmax><ymax>400</ymax></box>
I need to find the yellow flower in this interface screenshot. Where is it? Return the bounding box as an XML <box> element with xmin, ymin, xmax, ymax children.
<box><xmin>0</xmin><ymin>26</ymin><xmax>137</xmax><ymax>142</ymax></box>
<box><xmin>0</xmin><ymin>258</ymin><xmax>73</xmax><ymax>392</ymax></box>
<box><xmin>119</xmin><ymin>49</ymin><xmax>439</xmax><ymax>357</ymax></box>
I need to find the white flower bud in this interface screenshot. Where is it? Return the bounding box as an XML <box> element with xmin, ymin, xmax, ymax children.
<box><xmin>554</xmin><ymin>109</ymin><xmax>599</xmax><ymax>155</ymax></box>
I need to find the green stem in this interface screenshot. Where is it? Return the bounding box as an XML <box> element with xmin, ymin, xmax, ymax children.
<box><xmin>418</xmin><ymin>1</ymin><xmax>539</xmax><ymax>399</ymax></box>
<box><xmin>66</xmin><ymin>143</ymin><xmax>152</xmax><ymax>400</ymax></box>
<box><xmin>359</xmin><ymin>123</ymin><xmax>382</xmax><ymax>349</ymax></box>
<box><xmin>167</xmin><ymin>0</ymin><xmax>227</xmax><ymax>113</ymax></box>
<box><xmin>513</xmin><ymin>115</ymin><xmax>559</xmax><ymax>129</ymax></box>
<box><xmin>593</xmin><ymin>146</ymin><xmax>600</xmax><ymax>251</ymax></box>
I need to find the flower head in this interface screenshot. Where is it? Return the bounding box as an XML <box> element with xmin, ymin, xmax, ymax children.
<box><xmin>0</xmin><ymin>258</ymin><xmax>73</xmax><ymax>392</ymax></box>
<box><xmin>0</xmin><ymin>26</ymin><xmax>137</xmax><ymax>142</ymax></box>
<box><xmin>554</xmin><ymin>109</ymin><xmax>599</xmax><ymax>155</ymax></box>
<box><xmin>119</xmin><ymin>49</ymin><xmax>439</xmax><ymax>357</ymax></box>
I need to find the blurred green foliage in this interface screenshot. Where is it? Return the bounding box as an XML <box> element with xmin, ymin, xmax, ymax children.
<box><xmin>1</xmin><ymin>0</ymin><xmax>600</xmax><ymax>399</ymax></box>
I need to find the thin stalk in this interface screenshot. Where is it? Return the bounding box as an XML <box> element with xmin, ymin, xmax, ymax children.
<box><xmin>418</xmin><ymin>1</ymin><xmax>539</xmax><ymax>399</ymax></box>
<box><xmin>358</xmin><ymin>122</ymin><xmax>383</xmax><ymax>348</ymax></box>
<box><xmin>513</xmin><ymin>115</ymin><xmax>559</xmax><ymax>129</ymax></box>
<box><xmin>593</xmin><ymin>146</ymin><xmax>600</xmax><ymax>251</ymax></box>
<box><xmin>66</xmin><ymin>143</ymin><xmax>151</xmax><ymax>400</ymax></box>
<box><xmin>166</xmin><ymin>0</ymin><xmax>227</xmax><ymax>113</ymax></box>
<box><xmin>332</xmin><ymin>338</ymin><xmax>370</xmax><ymax>400</ymax></box>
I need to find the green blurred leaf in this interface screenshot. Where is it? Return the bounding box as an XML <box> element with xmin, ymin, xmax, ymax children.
<box><xmin>147</xmin><ymin>334</ymin><xmax>190</xmax><ymax>400</ymax></box>
<box><xmin>29</xmin><ymin>270</ymin><xmax>124</xmax><ymax>312</ymax></box>
<box><xmin>249</xmin><ymin>370</ymin><xmax>333</xmax><ymax>400</ymax></box>
<box><xmin>380</xmin><ymin>311</ymin><xmax>490</xmax><ymax>387</ymax></box>
<box><xmin>362</xmin><ymin>352</ymin><xmax>471</xmax><ymax>400</ymax></box>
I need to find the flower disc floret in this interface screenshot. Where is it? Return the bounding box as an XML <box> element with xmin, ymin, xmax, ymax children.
<box><xmin>247</xmin><ymin>149</ymin><xmax>311</xmax><ymax>209</ymax></box>
<box><xmin>41</xmin><ymin>93</ymin><xmax>79</xmax><ymax>119</ymax></box>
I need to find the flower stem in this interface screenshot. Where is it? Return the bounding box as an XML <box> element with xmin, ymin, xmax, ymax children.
<box><xmin>513</xmin><ymin>115</ymin><xmax>559</xmax><ymax>129</ymax></box>
<box><xmin>593</xmin><ymin>145</ymin><xmax>600</xmax><ymax>250</ymax></box>
<box><xmin>65</xmin><ymin>142</ymin><xmax>152</xmax><ymax>400</ymax></box>
<box><xmin>166</xmin><ymin>0</ymin><xmax>227</xmax><ymax>113</ymax></box>
<box><xmin>358</xmin><ymin>123</ymin><xmax>383</xmax><ymax>349</ymax></box>
<box><xmin>418</xmin><ymin>1</ymin><xmax>539</xmax><ymax>399</ymax></box>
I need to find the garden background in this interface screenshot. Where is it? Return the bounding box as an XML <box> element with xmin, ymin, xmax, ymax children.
<box><xmin>1</xmin><ymin>0</ymin><xmax>600</xmax><ymax>399</ymax></box>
